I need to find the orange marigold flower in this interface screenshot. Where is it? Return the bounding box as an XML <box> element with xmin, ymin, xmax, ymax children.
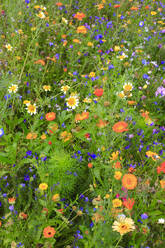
<box><xmin>45</xmin><ymin>112</ymin><xmax>56</xmax><ymax>121</ymax></box>
<box><xmin>130</xmin><ymin>7</ymin><xmax>139</xmax><ymax>11</ymax></box>
<box><xmin>114</xmin><ymin>161</ymin><xmax>122</xmax><ymax>169</ymax></box>
<box><xmin>26</xmin><ymin>132</ymin><xmax>37</xmax><ymax>140</ymax></box>
<box><xmin>76</xmin><ymin>26</ymin><xmax>87</xmax><ymax>34</ymax></box>
<box><xmin>160</xmin><ymin>180</ymin><xmax>165</xmax><ymax>189</ymax></box>
<box><xmin>52</xmin><ymin>194</ymin><xmax>60</xmax><ymax>202</ymax></box>
<box><xmin>123</xmin><ymin>198</ymin><xmax>135</xmax><ymax>210</ymax></box>
<box><xmin>114</xmin><ymin>4</ymin><xmax>120</xmax><ymax>8</ymax></box>
<box><xmin>94</xmin><ymin>88</ymin><xmax>104</xmax><ymax>97</ymax></box>
<box><xmin>8</xmin><ymin>197</ymin><xmax>16</xmax><ymax>204</ymax></box>
<box><xmin>74</xmin><ymin>12</ymin><xmax>86</xmax><ymax>21</ymax></box>
<box><xmin>19</xmin><ymin>212</ymin><xmax>28</xmax><ymax>219</ymax></box>
<box><xmin>114</xmin><ymin>171</ymin><xmax>122</xmax><ymax>180</ymax></box>
<box><xmin>43</xmin><ymin>226</ymin><xmax>56</xmax><ymax>238</ymax></box>
<box><xmin>34</xmin><ymin>59</ymin><xmax>45</xmax><ymax>66</ymax></box>
<box><xmin>56</xmin><ymin>2</ymin><xmax>63</xmax><ymax>6</ymax></box>
<box><xmin>96</xmin><ymin>119</ymin><xmax>109</xmax><ymax>128</ymax></box>
<box><xmin>112</xmin><ymin>121</ymin><xmax>128</xmax><ymax>133</ymax></box>
<box><xmin>122</xmin><ymin>174</ymin><xmax>137</xmax><ymax>190</ymax></box>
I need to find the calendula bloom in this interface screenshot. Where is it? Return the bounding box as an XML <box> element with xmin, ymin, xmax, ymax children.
<box><xmin>43</xmin><ymin>85</ymin><xmax>51</xmax><ymax>91</ymax></box>
<box><xmin>114</xmin><ymin>171</ymin><xmax>122</xmax><ymax>180</ymax></box>
<box><xmin>19</xmin><ymin>212</ymin><xmax>28</xmax><ymax>219</ymax></box>
<box><xmin>123</xmin><ymin>198</ymin><xmax>135</xmax><ymax>210</ymax></box>
<box><xmin>73</xmin><ymin>39</ymin><xmax>81</xmax><ymax>44</ymax></box>
<box><xmin>41</xmin><ymin>133</ymin><xmax>47</xmax><ymax>139</ymax></box>
<box><xmin>87</xmin><ymin>42</ymin><xmax>93</xmax><ymax>47</ymax></box>
<box><xmin>122</xmin><ymin>174</ymin><xmax>137</xmax><ymax>190</ymax></box>
<box><xmin>94</xmin><ymin>88</ymin><xmax>104</xmax><ymax>97</ymax></box>
<box><xmin>8</xmin><ymin>84</ymin><xmax>18</xmax><ymax>93</ymax></box>
<box><xmin>160</xmin><ymin>180</ymin><xmax>165</xmax><ymax>189</ymax></box>
<box><xmin>112</xmin><ymin>216</ymin><xmax>135</xmax><ymax>235</ymax></box>
<box><xmin>36</xmin><ymin>11</ymin><xmax>45</xmax><ymax>19</ymax></box>
<box><xmin>110</xmin><ymin>151</ymin><xmax>119</xmax><ymax>161</ymax></box>
<box><xmin>112</xmin><ymin>121</ymin><xmax>128</xmax><ymax>133</ymax></box>
<box><xmin>66</xmin><ymin>94</ymin><xmax>79</xmax><ymax>109</ymax></box>
<box><xmin>83</xmin><ymin>97</ymin><xmax>92</xmax><ymax>103</ymax></box>
<box><xmin>56</xmin><ymin>2</ymin><xmax>63</xmax><ymax>6</ymax></box>
<box><xmin>45</xmin><ymin>112</ymin><xmax>56</xmax><ymax>121</ymax></box>
<box><xmin>117</xmin><ymin>91</ymin><xmax>126</xmax><ymax>99</ymax></box>
<box><xmin>75</xmin><ymin>112</ymin><xmax>89</xmax><ymax>122</ymax></box>
<box><xmin>157</xmin><ymin>162</ymin><xmax>165</xmax><ymax>174</ymax></box>
<box><xmin>114</xmin><ymin>4</ymin><xmax>120</xmax><ymax>8</ymax></box>
<box><xmin>43</xmin><ymin>226</ymin><xmax>56</xmax><ymax>238</ymax></box>
<box><xmin>151</xmin><ymin>11</ymin><xmax>157</xmax><ymax>15</ymax></box>
<box><xmin>39</xmin><ymin>183</ymin><xmax>48</xmax><ymax>191</ymax></box>
<box><xmin>5</xmin><ymin>43</ymin><xmax>13</xmax><ymax>51</ymax></box>
<box><xmin>74</xmin><ymin>12</ymin><xmax>86</xmax><ymax>21</ymax></box>
<box><xmin>112</xmin><ymin>199</ymin><xmax>122</xmax><ymax>208</ymax></box>
<box><xmin>89</xmin><ymin>72</ymin><xmax>95</xmax><ymax>78</ymax></box>
<box><xmin>114</xmin><ymin>46</ymin><xmax>121</xmax><ymax>51</ymax></box>
<box><xmin>8</xmin><ymin>198</ymin><xmax>16</xmax><ymax>204</ymax></box>
<box><xmin>48</xmin><ymin>123</ymin><xmax>58</xmax><ymax>134</ymax></box>
<box><xmin>76</xmin><ymin>26</ymin><xmax>87</xmax><ymax>34</ymax></box>
<box><xmin>26</xmin><ymin>104</ymin><xmax>37</xmax><ymax>115</ymax></box>
<box><xmin>96</xmin><ymin>119</ymin><xmax>109</xmax><ymax>128</ymax></box>
<box><xmin>52</xmin><ymin>194</ymin><xmax>60</xmax><ymax>202</ymax></box>
<box><xmin>60</xmin><ymin>131</ymin><xmax>72</xmax><ymax>142</ymax></box>
<box><xmin>146</xmin><ymin>151</ymin><xmax>160</xmax><ymax>161</ymax></box>
<box><xmin>61</xmin><ymin>85</ymin><xmax>70</xmax><ymax>94</ymax></box>
<box><xmin>123</xmin><ymin>83</ymin><xmax>133</xmax><ymax>92</ymax></box>
<box><xmin>26</xmin><ymin>132</ymin><xmax>37</xmax><ymax>140</ymax></box>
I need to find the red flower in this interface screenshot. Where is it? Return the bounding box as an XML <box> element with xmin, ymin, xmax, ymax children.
<box><xmin>85</xmin><ymin>133</ymin><xmax>90</xmax><ymax>139</ymax></box>
<box><xmin>157</xmin><ymin>161</ymin><xmax>165</xmax><ymax>174</ymax></box>
<box><xmin>94</xmin><ymin>88</ymin><xmax>104</xmax><ymax>97</ymax></box>
<box><xmin>88</xmin><ymin>163</ymin><xmax>93</xmax><ymax>168</ymax></box>
<box><xmin>114</xmin><ymin>4</ymin><xmax>120</xmax><ymax>8</ymax></box>
<box><xmin>112</xmin><ymin>121</ymin><xmax>128</xmax><ymax>133</ymax></box>
<box><xmin>46</xmin><ymin>112</ymin><xmax>56</xmax><ymax>121</ymax></box>
<box><xmin>123</xmin><ymin>198</ymin><xmax>135</xmax><ymax>210</ymax></box>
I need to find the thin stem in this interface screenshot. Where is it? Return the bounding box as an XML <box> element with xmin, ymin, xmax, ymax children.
<box><xmin>115</xmin><ymin>235</ymin><xmax>122</xmax><ymax>248</ymax></box>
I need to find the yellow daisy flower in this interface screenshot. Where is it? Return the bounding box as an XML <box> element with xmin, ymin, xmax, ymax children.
<box><xmin>26</xmin><ymin>104</ymin><xmax>37</xmax><ymax>115</ymax></box>
<box><xmin>112</xmin><ymin>216</ymin><xmax>135</xmax><ymax>235</ymax></box>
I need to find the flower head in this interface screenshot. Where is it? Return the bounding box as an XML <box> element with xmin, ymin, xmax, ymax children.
<box><xmin>66</xmin><ymin>94</ymin><xmax>79</xmax><ymax>109</ymax></box>
<box><xmin>112</xmin><ymin>216</ymin><xmax>135</xmax><ymax>235</ymax></box>
<box><xmin>0</xmin><ymin>128</ymin><xmax>4</xmax><ymax>138</ymax></box>
<box><xmin>8</xmin><ymin>84</ymin><xmax>18</xmax><ymax>93</ymax></box>
<box><xmin>112</xmin><ymin>121</ymin><xmax>128</xmax><ymax>133</ymax></box>
<box><xmin>39</xmin><ymin>183</ymin><xmax>48</xmax><ymax>191</ymax></box>
<box><xmin>43</xmin><ymin>226</ymin><xmax>56</xmax><ymax>238</ymax></box>
<box><xmin>112</xmin><ymin>199</ymin><xmax>122</xmax><ymax>208</ymax></box>
<box><xmin>26</xmin><ymin>104</ymin><xmax>37</xmax><ymax>115</ymax></box>
<box><xmin>5</xmin><ymin>44</ymin><xmax>13</xmax><ymax>51</ymax></box>
<box><xmin>94</xmin><ymin>88</ymin><xmax>104</xmax><ymax>97</ymax></box>
<box><xmin>45</xmin><ymin>112</ymin><xmax>56</xmax><ymax>121</ymax></box>
<box><xmin>61</xmin><ymin>85</ymin><xmax>70</xmax><ymax>94</ymax></box>
<box><xmin>43</xmin><ymin>85</ymin><xmax>51</xmax><ymax>91</ymax></box>
<box><xmin>76</xmin><ymin>26</ymin><xmax>87</xmax><ymax>34</ymax></box>
<box><xmin>122</xmin><ymin>174</ymin><xmax>137</xmax><ymax>190</ymax></box>
<box><xmin>36</xmin><ymin>11</ymin><xmax>45</xmax><ymax>19</ymax></box>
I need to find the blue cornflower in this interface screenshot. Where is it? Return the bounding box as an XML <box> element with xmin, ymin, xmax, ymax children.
<box><xmin>139</xmin><ymin>21</ymin><xmax>144</xmax><ymax>27</ymax></box>
<box><xmin>141</xmin><ymin>213</ymin><xmax>148</xmax><ymax>220</ymax></box>
<box><xmin>0</xmin><ymin>128</ymin><xmax>4</xmax><ymax>137</ymax></box>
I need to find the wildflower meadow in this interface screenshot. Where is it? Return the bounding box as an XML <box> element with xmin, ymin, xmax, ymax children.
<box><xmin>0</xmin><ymin>0</ymin><xmax>165</xmax><ymax>247</ymax></box>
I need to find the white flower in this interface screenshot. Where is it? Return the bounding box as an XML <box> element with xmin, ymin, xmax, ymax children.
<box><xmin>8</xmin><ymin>84</ymin><xmax>18</xmax><ymax>93</ymax></box>
<box><xmin>158</xmin><ymin>218</ymin><xmax>165</xmax><ymax>224</ymax></box>
<box><xmin>36</xmin><ymin>11</ymin><xmax>45</xmax><ymax>19</ymax></box>
<box><xmin>5</xmin><ymin>44</ymin><xmax>13</xmax><ymax>51</ymax></box>
<box><xmin>66</xmin><ymin>94</ymin><xmax>79</xmax><ymax>109</ymax></box>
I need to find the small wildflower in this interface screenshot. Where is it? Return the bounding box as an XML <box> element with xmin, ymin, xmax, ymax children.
<box><xmin>8</xmin><ymin>84</ymin><xmax>18</xmax><ymax>93</ymax></box>
<box><xmin>26</xmin><ymin>104</ymin><xmax>37</xmax><ymax>115</ymax></box>
<box><xmin>43</xmin><ymin>85</ymin><xmax>51</xmax><ymax>91</ymax></box>
<box><xmin>5</xmin><ymin>44</ymin><xmax>13</xmax><ymax>51</ymax></box>
<box><xmin>39</xmin><ymin>183</ymin><xmax>48</xmax><ymax>191</ymax></box>
<box><xmin>36</xmin><ymin>11</ymin><xmax>45</xmax><ymax>19</ymax></box>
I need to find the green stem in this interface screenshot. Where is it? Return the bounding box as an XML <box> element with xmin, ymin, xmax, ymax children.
<box><xmin>115</xmin><ymin>235</ymin><xmax>122</xmax><ymax>248</ymax></box>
